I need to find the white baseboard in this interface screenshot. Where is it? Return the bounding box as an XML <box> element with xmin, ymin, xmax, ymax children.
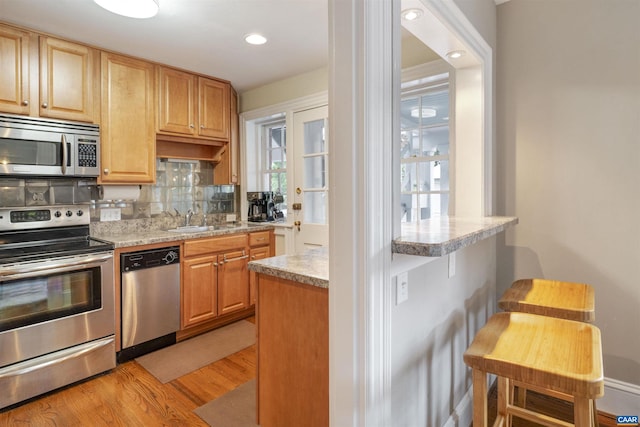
<box><xmin>443</xmin><ymin>389</ymin><xmax>473</xmax><ymax>427</ymax></box>
<box><xmin>453</xmin><ymin>377</ymin><xmax>640</xmax><ymax>425</ymax></box>
<box><xmin>598</xmin><ymin>377</ymin><xmax>640</xmax><ymax>416</ymax></box>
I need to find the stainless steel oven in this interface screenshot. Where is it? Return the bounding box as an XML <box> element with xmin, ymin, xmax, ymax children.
<box><xmin>0</xmin><ymin>205</ymin><xmax>115</xmax><ymax>410</ymax></box>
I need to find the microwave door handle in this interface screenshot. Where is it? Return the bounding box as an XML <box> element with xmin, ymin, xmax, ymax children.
<box><xmin>61</xmin><ymin>134</ymin><xmax>68</xmax><ymax>175</ymax></box>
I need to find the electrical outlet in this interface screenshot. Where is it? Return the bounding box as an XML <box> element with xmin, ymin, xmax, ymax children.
<box><xmin>396</xmin><ymin>271</ymin><xmax>409</xmax><ymax>305</ymax></box>
<box><xmin>100</xmin><ymin>208</ymin><xmax>121</xmax><ymax>222</ymax></box>
<box><xmin>226</xmin><ymin>213</ymin><xmax>236</xmax><ymax>223</ymax></box>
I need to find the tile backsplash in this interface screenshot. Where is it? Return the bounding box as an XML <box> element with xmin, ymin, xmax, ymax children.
<box><xmin>91</xmin><ymin>159</ymin><xmax>238</xmax><ymax>224</ymax></box>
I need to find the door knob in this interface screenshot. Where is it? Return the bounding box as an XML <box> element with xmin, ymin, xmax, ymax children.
<box><xmin>296</xmin><ymin>187</ymin><xmax>302</xmax><ymax>194</ymax></box>
<box><xmin>294</xmin><ymin>220</ymin><xmax>301</xmax><ymax>231</ymax></box>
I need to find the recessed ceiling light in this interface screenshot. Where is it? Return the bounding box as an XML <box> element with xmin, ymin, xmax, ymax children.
<box><xmin>446</xmin><ymin>50</ymin><xmax>466</xmax><ymax>60</ymax></box>
<box><xmin>410</xmin><ymin>107</ymin><xmax>436</xmax><ymax>119</ymax></box>
<box><xmin>245</xmin><ymin>33</ymin><xmax>267</xmax><ymax>45</ymax></box>
<box><xmin>94</xmin><ymin>0</ymin><xmax>159</xmax><ymax>19</ymax></box>
<box><xmin>401</xmin><ymin>8</ymin><xmax>423</xmax><ymax>21</ymax></box>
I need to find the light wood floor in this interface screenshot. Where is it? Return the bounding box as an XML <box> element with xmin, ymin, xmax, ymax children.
<box><xmin>486</xmin><ymin>385</ymin><xmax>617</xmax><ymax>427</ymax></box>
<box><xmin>0</xmin><ymin>322</ymin><xmax>616</xmax><ymax>426</ymax></box>
<box><xmin>0</xmin><ymin>325</ymin><xmax>256</xmax><ymax>426</ymax></box>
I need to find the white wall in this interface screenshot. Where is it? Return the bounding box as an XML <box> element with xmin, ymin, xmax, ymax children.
<box><xmin>496</xmin><ymin>0</ymin><xmax>640</xmax><ymax>408</ymax></box>
<box><xmin>389</xmin><ymin>1</ymin><xmax>498</xmax><ymax>424</ymax></box>
<box><xmin>391</xmin><ymin>238</ymin><xmax>497</xmax><ymax>426</ymax></box>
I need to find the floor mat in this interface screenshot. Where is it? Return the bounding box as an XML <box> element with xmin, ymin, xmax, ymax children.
<box><xmin>194</xmin><ymin>379</ymin><xmax>257</xmax><ymax>427</ymax></box>
<box><xmin>136</xmin><ymin>320</ymin><xmax>255</xmax><ymax>383</ymax></box>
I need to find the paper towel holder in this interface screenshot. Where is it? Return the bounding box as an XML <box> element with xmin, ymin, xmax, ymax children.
<box><xmin>96</xmin><ymin>184</ymin><xmax>142</xmax><ymax>201</ymax></box>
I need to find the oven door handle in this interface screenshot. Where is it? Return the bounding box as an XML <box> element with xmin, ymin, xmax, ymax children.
<box><xmin>0</xmin><ymin>252</ymin><xmax>113</xmax><ymax>279</ymax></box>
<box><xmin>0</xmin><ymin>336</ymin><xmax>114</xmax><ymax>380</ymax></box>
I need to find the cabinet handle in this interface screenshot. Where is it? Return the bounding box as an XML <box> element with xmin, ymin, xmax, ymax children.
<box><xmin>223</xmin><ymin>250</ymin><xmax>248</xmax><ymax>263</ymax></box>
<box><xmin>103</xmin><ymin>168</ymin><xmax>109</xmax><ymax>175</ymax></box>
<box><xmin>42</xmin><ymin>102</ymin><xmax>48</xmax><ymax>108</ymax></box>
<box><xmin>22</xmin><ymin>100</ymin><xmax>29</xmax><ymax>106</ymax></box>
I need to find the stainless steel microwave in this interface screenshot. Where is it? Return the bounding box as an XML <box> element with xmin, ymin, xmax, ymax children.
<box><xmin>0</xmin><ymin>114</ymin><xmax>100</xmax><ymax>177</ymax></box>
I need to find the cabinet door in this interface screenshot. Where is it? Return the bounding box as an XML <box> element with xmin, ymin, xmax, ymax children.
<box><xmin>249</xmin><ymin>246</ymin><xmax>271</xmax><ymax>306</ymax></box>
<box><xmin>0</xmin><ymin>25</ymin><xmax>31</xmax><ymax>115</ymax></box>
<box><xmin>198</xmin><ymin>77</ymin><xmax>229</xmax><ymax>140</ymax></box>
<box><xmin>40</xmin><ymin>37</ymin><xmax>98</xmax><ymax>122</ymax></box>
<box><xmin>100</xmin><ymin>52</ymin><xmax>156</xmax><ymax>183</ymax></box>
<box><xmin>182</xmin><ymin>255</ymin><xmax>218</xmax><ymax>328</ymax></box>
<box><xmin>158</xmin><ymin>67</ymin><xmax>196</xmax><ymax>135</ymax></box>
<box><xmin>218</xmin><ymin>249</ymin><xmax>249</xmax><ymax>315</ymax></box>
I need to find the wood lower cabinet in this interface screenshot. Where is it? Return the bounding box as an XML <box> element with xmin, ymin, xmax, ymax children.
<box><xmin>257</xmin><ymin>274</ymin><xmax>328</xmax><ymax>427</ymax></box>
<box><xmin>100</xmin><ymin>52</ymin><xmax>156</xmax><ymax>183</ymax></box>
<box><xmin>249</xmin><ymin>230</ymin><xmax>274</xmax><ymax>305</ymax></box>
<box><xmin>182</xmin><ymin>254</ymin><xmax>219</xmax><ymax>328</ymax></box>
<box><xmin>181</xmin><ymin>233</ymin><xmax>250</xmax><ymax>330</ymax></box>
<box><xmin>218</xmin><ymin>249</ymin><xmax>249</xmax><ymax>315</ymax></box>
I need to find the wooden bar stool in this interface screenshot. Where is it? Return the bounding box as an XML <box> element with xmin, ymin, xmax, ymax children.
<box><xmin>463</xmin><ymin>312</ymin><xmax>603</xmax><ymax>427</ymax></box>
<box><xmin>498</xmin><ymin>278</ymin><xmax>595</xmax><ymax>322</ymax></box>
<box><xmin>499</xmin><ymin>278</ymin><xmax>597</xmax><ymax>412</ymax></box>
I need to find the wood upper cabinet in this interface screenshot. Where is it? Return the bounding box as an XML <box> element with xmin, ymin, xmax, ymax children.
<box><xmin>213</xmin><ymin>88</ymin><xmax>238</xmax><ymax>185</ymax></box>
<box><xmin>100</xmin><ymin>52</ymin><xmax>156</xmax><ymax>183</ymax></box>
<box><xmin>157</xmin><ymin>65</ymin><xmax>230</xmax><ymax>142</ymax></box>
<box><xmin>0</xmin><ymin>26</ymin><xmax>98</xmax><ymax>122</ymax></box>
<box><xmin>39</xmin><ymin>36</ymin><xmax>99</xmax><ymax>123</ymax></box>
<box><xmin>158</xmin><ymin>67</ymin><xmax>196</xmax><ymax>135</ymax></box>
<box><xmin>0</xmin><ymin>25</ymin><xmax>31</xmax><ymax>115</ymax></box>
<box><xmin>198</xmin><ymin>77</ymin><xmax>230</xmax><ymax>140</ymax></box>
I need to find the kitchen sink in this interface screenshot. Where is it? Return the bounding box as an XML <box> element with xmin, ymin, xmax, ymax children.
<box><xmin>166</xmin><ymin>225</ymin><xmax>210</xmax><ymax>233</ymax></box>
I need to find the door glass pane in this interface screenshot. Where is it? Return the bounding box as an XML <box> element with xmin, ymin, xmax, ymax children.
<box><xmin>421</xmin><ymin>127</ymin><xmax>449</xmax><ymax>156</ymax></box>
<box><xmin>304</xmin><ymin>119</ymin><xmax>325</xmax><ymax>154</ymax></box>
<box><xmin>304</xmin><ymin>155</ymin><xmax>326</xmax><ymax>189</ymax></box>
<box><xmin>303</xmin><ymin>191</ymin><xmax>326</xmax><ymax>224</ymax></box>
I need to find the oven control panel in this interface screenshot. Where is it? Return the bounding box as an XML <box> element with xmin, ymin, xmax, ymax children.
<box><xmin>0</xmin><ymin>205</ymin><xmax>90</xmax><ymax>231</ymax></box>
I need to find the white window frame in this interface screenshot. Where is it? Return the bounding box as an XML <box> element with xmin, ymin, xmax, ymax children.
<box><xmin>400</xmin><ymin>67</ymin><xmax>453</xmax><ymax>223</ymax></box>
<box><xmin>240</xmin><ymin>92</ymin><xmax>328</xmax><ymax>223</ymax></box>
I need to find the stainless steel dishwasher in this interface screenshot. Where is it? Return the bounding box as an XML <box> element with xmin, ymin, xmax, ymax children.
<box><xmin>118</xmin><ymin>246</ymin><xmax>180</xmax><ymax>362</ymax></box>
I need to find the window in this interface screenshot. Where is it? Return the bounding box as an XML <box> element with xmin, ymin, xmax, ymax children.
<box><xmin>260</xmin><ymin>119</ymin><xmax>287</xmax><ymax>212</ymax></box>
<box><xmin>400</xmin><ymin>78</ymin><xmax>450</xmax><ymax>223</ymax></box>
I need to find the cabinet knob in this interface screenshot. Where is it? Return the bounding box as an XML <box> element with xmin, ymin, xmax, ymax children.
<box><xmin>189</xmin><ymin>124</ymin><xmax>194</xmax><ymax>128</ymax></box>
<box><xmin>200</xmin><ymin>125</ymin><xmax>204</xmax><ymax>129</ymax></box>
<box><xmin>41</xmin><ymin>102</ymin><xmax>48</xmax><ymax>108</ymax></box>
<box><xmin>103</xmin><ymin>168</ymin><xmax>109</xmax><ymax>174</ymax></box>
<box><xmin>22</xmin><ymin>100</ymin><xmax>29</xmax><ymax>106</ymax></box>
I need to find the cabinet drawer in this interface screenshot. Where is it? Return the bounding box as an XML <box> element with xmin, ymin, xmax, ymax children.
<box><xmin>184</xmin><ymin>234</ymin><xmax>247</xmax><ymax>257</ymax></box>
<box><xmin>249</xmin><ymin>231</ymin><xmax>270</xmax><ymax>247</ymax></box>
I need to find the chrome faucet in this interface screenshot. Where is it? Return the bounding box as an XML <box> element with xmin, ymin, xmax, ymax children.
<box><xmin>185</xmin><ymin>209</ymin><xmax>194</xmax><ymax>226</ymax></box>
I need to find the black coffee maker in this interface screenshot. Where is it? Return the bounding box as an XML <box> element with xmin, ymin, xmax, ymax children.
<box><xmin>247</xmin><ymin>191</ymin><xmax>274</xmax><ymax>222</ymax></box>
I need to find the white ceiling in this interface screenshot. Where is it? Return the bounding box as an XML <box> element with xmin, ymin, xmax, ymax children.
<box><xmin>0</xmin><ymin>0</ymin><xmax>329</xmax><ymax>92</ymax></box>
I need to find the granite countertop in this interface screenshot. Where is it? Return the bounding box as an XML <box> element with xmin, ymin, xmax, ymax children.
<box><xmin>248</xmin><ymin>246</ymin><xmax>329</xmax><ymax>289</ymax></box>
<box><xmin>393</xmin><ymin>216</ymin><xmax>518</xmax><ymax>257</ymax></box>
<box><xmin>248</xmin><ymin>216</ymin><xmax>517</xmax><ymax>288</ymax></box>
<box><xmin>93</xmin><ymin>223</ymin><xmax>275</xmax><ymax>248</ymax></box>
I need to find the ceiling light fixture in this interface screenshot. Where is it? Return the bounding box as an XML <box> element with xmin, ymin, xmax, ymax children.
<box><xmin>410</xmin><ymin>107</ymin><xmax>436</xmax><ymax>119</ymax></box>
<box><xmin>244</xmin><ymin>33</ymin><xmax>267</xmax><ymax>45</ymax></box>
<box><xmin>94</xmin><ymin>0</ymin><xmax>159</xmax><ymax>19</ymax></box>
<box><xmin>446</xmin><ymin>50</ymin><xmax>466</xmax><ymax>60</ymax></box>
<box><xmin>401</xmin><ymin>8</ymin><xmax>423</xmax><ymax>21</ymax></box>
